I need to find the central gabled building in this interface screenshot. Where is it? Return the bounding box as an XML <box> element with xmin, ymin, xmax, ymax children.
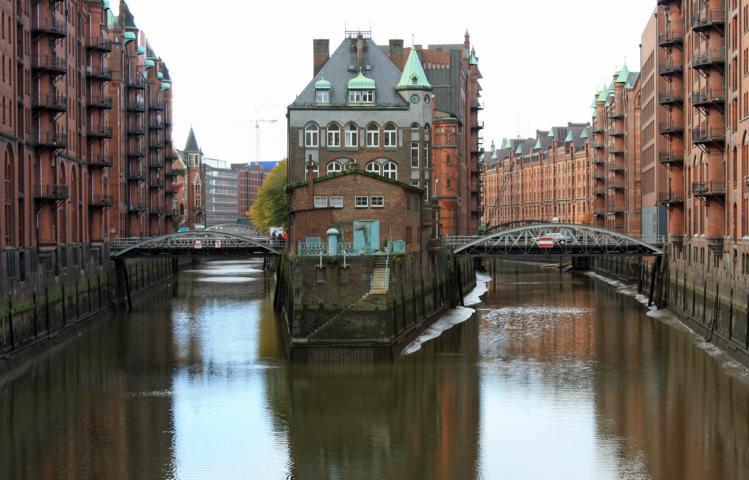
<box><xmin>287</xmin><ymin>32</ymin><xmax>435</xmax><ymax>253</ymax></box>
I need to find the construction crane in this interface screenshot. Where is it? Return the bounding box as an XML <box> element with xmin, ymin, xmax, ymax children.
<box><xmin>252</xmin><ymin>119</ymin><xmax>277</xmax><ymax>166</ymax></box>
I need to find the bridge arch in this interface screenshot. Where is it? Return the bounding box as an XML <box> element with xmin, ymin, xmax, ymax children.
<box><xmin>111</xmin><ymin>230</ymin><xmax>280</xmax><ymax>259</ymax></box>
<box><xmin>454</xmin><ymin>223</ymin><xmax>663</xmax><ymax>257</ymax></box>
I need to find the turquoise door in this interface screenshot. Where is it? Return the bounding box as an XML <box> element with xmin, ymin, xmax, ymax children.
<box><xmin>353</xmin><ymin>221</ymin><xmax>380</xmax><ymax>254</ymax></box>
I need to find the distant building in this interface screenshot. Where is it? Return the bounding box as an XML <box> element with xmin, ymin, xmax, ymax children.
<box><xmin>231</xmin><ymin>163</ymin><xmax>266</xmax><ymax>222</ymax></box>
<box><xmin>178</xmin><ymin>127</ymin><xmax>205</xmax><ymax>229</ymax></box>
<box><xmin>203</xmin><ymin>162</ymin><xmax>239</xmax><ymax>227</ymax></box>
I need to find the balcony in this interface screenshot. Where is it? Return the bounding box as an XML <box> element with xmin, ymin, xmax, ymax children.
<box><xmin>691</xmin><ymin>181</ymin><xmax>726</xmax><ymax>197</ymax></box>
<box><xmin>126</xmin><ymin>77</ymin><xmax>147</xmax><ymax>89</ymax></box>
<box><xmin>87</xmin><ymin>125</ymin><xmax>113</xmax><ymax>139</ymax></box>
<box><xmin>128</xmin><ymin>169</ymin><xmax>145</xmax><ymax>182</ymax></box>
<box><xmin>128</xmin><ymin>203</ymin><xmax>146</xmax><ymax>213</ymax></box>
<box><xmin>32</xmin><ymin>55</ymin><xmax>67</xmax><ymax>74</ymax></box>
<box><xmin>149</xmin><ymin>140</ymin><xmax>165</xmax><ymax>150</ymax></box>
<box><xmin>592</xmin><ymin>173</ymin><xmax>606</xmax><ymax>182</ymax></box>
<box><xmin>36</xmin><ymin>132</ymin><xmax>67</xmax><ymax>149</ymax></box>
<box><xmin>127</xmin><ymin>149</ymin><xmax>145</xmax><ymax>158</ymax></box>
<box><xmin>608</xmin><ymin>110</ymin><xmax>624</xmax><ymax>119</ymax></box>
<box><xmin>658</xmin><ymin>59</ymin><xmax>684</xmax><ymax>76</ymax></box>
<box><xmin>149</xmin><ymin>98</ymin><xmax>166</xmax><ymax>110</ymax></box>
<box><xmin>691</xmin><ymin>49</ymin><xmax>725</xmax><ymax>70</ymax></box>
<box><xmin>592</xmin><ymin>185</ymin><xmax>606</xmax><ymax>196</ymax></box>
<box><xmin>608</xmin><ymin>145</ymin><xmax>625</xmax><ymax>154</ymax></box>
<box><xmin>590</xmin><ymin>141</ymin><xmax>604</xmax><ymax>149</ymax></box>
<box><xmin>592</xmin><ymin>125</ymin><xmax>604</xmax><ymax>134</ymax></box>
<box><xmin>88</xmin><ymin>195</ymin><xmax>113</xmax><ymax>208</ymax></box>
<box><xmin>165</xmin><ymin>208</ymin><xmax>178</xmax><ymax>217</ymax></box>
<box><xmin>87</xmin><ymin>95</ymin><xmax>113</xmax><ymax>109</ymax></box>
<box><xmin>32</xmin><ymin>17</ymin><xmax>67</xmax><ymax>37</ymax></box>
<box><xmin>148</xmin><ymin>178</ymin><xmax>164</xmax><ymax>189</ymax></box>
<box><xmin>127</xmin><ymin>99</ymin><xmax>145</xmax><ymax>112</ymax></box>
<box><xmin>658</xmin><ymin>29</ymin><xmax>684</xmax><ymax>47</ymax></box>
<box><xmin>659</xmin><ymin>121</ymin><xmax>684</xmax><ymax>135</ymax></box>
<box><xmin>149</xmin><ymin>119</ymin><xmax>165</xmax><ymax>130</ymax></box>
<box><xmin>593</xmin><ymin>208</ymin><xmax>606</xmax><ymax>217</ymax></box>
<box><xmin>658</xmin><ymin>91</ymin><xmax>684</xmax><ymax>105</ymax></box>
<box><xmin>692</xmin><ymin>10</ymin><xmax>725</xmax><ymax>31</ymax></box>
<box><xmin>607</xmin><ymin>207</ymin><xmax>625</xmax><ymax>215</ymax></box>
<box><xmin>127</xmin><ymin>124</ymin><xmax>145</xmax><ymax>135</ymax></box>
<box><xmin>471</xmin><ymin>102</ymin><xmax>484</xmax><ymax>111</ymax></box>
<box><xmin>609</xmin><ymin>161</ymin><xmax>625</xmax><ymax>173</ymax></box>
<box><xmin>608</xmin><ymin>180</ymin><xmax>625</xmax><ymax>190</ymax></box>
<box><xmin>691</xmin><ymin>127</ymin><xmax>725</xmax><ymax>145</ymax></box>
<box><xmin>608</xmin><ymin>127</ymin><xmax>624</xmax><ymax>136</ymax></box>
<box><xmin>659</xmin><ymin>192</ymin><xmax>685</xmax><ymax>205</ymax></box>
<box><xmin>165</xmin><ymin>150</ymin><xmax>178</xmax><ymax>160</ymax></box>
<box><xmin>471</xmin><ymin>121</ymin><xmax>485</xmax><ymax>131</ymax></box>
<box><xmin>86</xmin><ymin>38</ymin><xmax>112</xmax><ymax>52</ymax></box>
<box><xmin>86</xmin><ymin>66</ymin><xmax>113</xmax><ymax>81</ymax></box>
<box><xmin>32</xmin><ymin>93</ymin><xmax>67</xmax><ymax>112</ymax></box>
<box><xmin>149</xmin><ymin>207</ymin><xmax>165</xmax><ymax>215</ymax></box>
<box><xmin>88</xmin><ymin>155</ymin><xmax>113</xmax><ymax>168</ymax></box>
<box><xmin>165</xmin><ymin>169</ymin><xmax>179</xmax><ymax>178</ymax></box>
<box><xmin>690</xmin><ymin>89</ymin><xmax>725</xmax><ymax>109</ymax></box>
<box><xmin>149</xmin><ymin>157</ymin><xmax>164</xmax><ymax>169</ymax></box>
<box><xmin>745</xmin><ymin>175</ymin><xmax>749</xmax><ymax>187</ymax></box>
<box><xmin>592</xmin><ymin>156</ymin><xmax>605</xmax><ymax>165</ymax></box>
<box><xmin>34</xmin><ymin>184</ymin><xmax>69</xmax><ymax>202</ymax></box>
<box><xmin>659</xmin><ymin>153</ymin><xmax>684</xmax><ymax>166</ymax></box>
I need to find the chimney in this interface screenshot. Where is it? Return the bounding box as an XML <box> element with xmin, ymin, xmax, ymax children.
<box><xmin>356</xmin><ymin>34</ymin><xmax>365</xmax><ymax>71</ymax></box>
<box><xmin>389</xmin><ymin>39</ymin><xmax>404</xmax><ymax>69</ymax></box>
<box><xmin>313</xmin><ymin>39</ymin><xmax>329</xmax><ymax>76</ymax></box>
<box><xmin>306</xmin><ymin>156</ymin><xmax>315</xmax><ymax>202</ymax></box>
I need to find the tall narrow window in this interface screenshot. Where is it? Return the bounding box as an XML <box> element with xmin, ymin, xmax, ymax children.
<box><xmin>327</xmin><ymin>123</ymin><xmax>340</xmax><ymax>147</ymax></box>
<box><xmin>366</xmin><ymin>123</ymin><xmax>379</xmax><ymax>147</ymax></box>
<box><xmin>383</xmin><ymin>161</ymin><xmax>397</xmax><ymax>180</ymax></box>
<box><xmin>305</xmin><ymin>123</ymin><xmax>319</xmax><ymax>147</ymax></box>
<box><xmin>411</xmin><ymin>141</ymin><xmax>419</xmax><ymax>168</ymax></box>
<box><xmin>345</xmin><ymin>123</ymin><xmax>358</xmax><ymax>147</ymax></box>
<box><xmin>384</xmin><ymin>123</ymin><xmax>397</xmax><ymax>147</ymax></box>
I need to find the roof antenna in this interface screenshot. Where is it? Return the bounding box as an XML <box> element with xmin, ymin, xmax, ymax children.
<box><xmin>411</xmin><ymin>33</ymin><xmax>415</xmax><ymax>47</ymax></box>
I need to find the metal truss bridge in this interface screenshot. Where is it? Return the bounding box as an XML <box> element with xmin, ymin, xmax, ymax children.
<box><xmin>111</xmin><ymin>231</ymin><xmax>282</xmax><ymax>259</ymax></box>
<box><xmin>446</xmin><ymin>223</ymin><xmax>663</xmax><ymax>258</ymax></box>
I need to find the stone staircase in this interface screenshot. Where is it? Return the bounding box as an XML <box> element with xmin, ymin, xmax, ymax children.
<box><xmin>369</xmin><ymin>257</ymin><xmax>389</xmax><ymax>295</ymax></box>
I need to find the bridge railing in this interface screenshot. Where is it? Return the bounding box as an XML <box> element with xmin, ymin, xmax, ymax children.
<box><xmin>110</xmin><ymin>235</ymin><xmax>283</xmax><ymax>251</ymax></box>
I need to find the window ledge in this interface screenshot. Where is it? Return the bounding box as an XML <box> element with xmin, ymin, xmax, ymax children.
<box><xmin>327</xmin><ymin>147</ymin><xmax>341</xmax><ymax>151</ymax></box>
<box><xmin>344</xmin><ymin>147</ymin><xmax>359</xmax><ymax>151</ymax></box>
<box><xmin>384</xmin><ymin>146</ymin><xmax>398</xmax><ymax>151</ymax></box>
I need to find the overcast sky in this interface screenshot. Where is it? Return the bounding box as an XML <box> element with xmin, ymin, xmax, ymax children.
<box><xmin>115</xmin><ymin>0</ymin><xmax>656</xmax><ymax>164</ymax></box>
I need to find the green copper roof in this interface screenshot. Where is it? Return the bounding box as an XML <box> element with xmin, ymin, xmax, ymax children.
<box><xmin>565</xmin><ymin>131</ymin><xmax>574</xmax><ymax>143</ymax></box>
<box><xmin>501</xmin><ymin>138</ymin><xmax>509</xmax><ymax>149</ymax></box>
<box><xmin>491</xmin><ymin>150</ymin><xmax>498</xmax><ymax>159</ymax></box>
<box><xmin>157</xmin><ymin>72</ymin><xmax>164</xmax><ymax>80</ymax></box>
<box><xmin>547</xmin><ymin>129</ymin><xmax>555</xmax><ymax>139</ymax></box>
<box><xmin>616</xmin><ymin>64</ymin><xmax>629</xmax><ymax>84</ymax></box>
<box><xmin>144</xmin><ymin>59</ymin><xmax>155</xmax><ymax>70</ymax></box>
<box><xmin>103</xmin><ymin>0</ymin><xmax>110</xmax><ymax>9</ymax></box>
<box><xmin>137</xmin><ymin>46</ymin><xmax>146</xmax><ymax>55</ymax></box>
<box><xmin>396</xmin><ymin>49</ymin><xmax>432</xmax><ymax>90</ymax></box>
<box><xmin>596</xmin><ymin>86</ymin><xmax>608</xmax><ymax>103</ymax></box>
<box><xmin>592</xmin><ymin>109</ymin><xmax>598</xmax><ymax>118</ymax></box>
<box><xmin>534</xmin><ymin>138</ymin><xmax>542</xmax><ymax>150</ymax></box>
<box><xmin>580</xmin><ymin>127</ymin><xmax>589</xmax><ymax>139</ymax></box>
<box><xmin>348</xmin><ymin>71</ymin><xmax>376</xmax><ymax>90</ymax></box>
<box><xmin>161</xmin><ymin>82</ymin><xmax>171</xmax><ymax>92</ymax></box>
<box><xmin>123</xmin><ymin>32</ymin><xmax>136</xmax><ymax>44</ymax></box>
<box><xmin>515</xmin><ymin>144</ymin><xmax>523</xmax><ymax>155</ymax></box>
<box><xmin>315</xmin><ymin>76</ymin><xmax>331</xmax><ymax>90</ymax></box>
<box><xmin>470</xmin><ymin>53</ymin><xmax>478</xmax><ymax>65</ymax></box>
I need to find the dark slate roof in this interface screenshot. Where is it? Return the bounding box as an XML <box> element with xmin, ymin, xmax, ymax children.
<box><xmin>184</xmin><ymin>127</ymin><xmax>200</xmax><ymax>152</ymax></box>
<box><xmin>291</xmin><ymin>38</ymin><xmax>408</xmax><ymax>108</ymax></box>
<box><xmin>287</xmin><ymin>168</ymin><xmax>423</xmax><ymax>193</ymax></box>
<box><xmin>566</xmin><ymin>122</ymin><xmax>591</xmax><ymax>149</ymax></box>
<box><xmin>122</xmin><ymin>2</ymin><xmax>136</xmax><ymax>28</ymax></box>
<box><xmin>161</xmin><ymin>63</ymin><xmax>171</xmax><ymax>81</ymax></box>
<box><xmin>626</xmin><ymin>72</ymin><xmax>640</xmax><ymax>89</ymax></box>
<box><xmin>536</xmin><ymin>130</ymin><xmax>551</xmax><ymax>150</ymax></box>
<box><xmin>146</xmin><ymin>43</ymin><xmax>155</xmax><ymax>58</ymax></box>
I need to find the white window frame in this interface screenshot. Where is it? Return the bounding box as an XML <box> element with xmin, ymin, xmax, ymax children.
<box><xmin>327</xmin><ymin>124</ymin><xmax>340</xmax><ymax>147</ymax></box>
<box><xmin>411</xmin><ymin>141</ymin><xmax>419</xmax><ymax>168</ymax></box>
<box><xmin>371</xmin><ymin>196</ymin><xmax>384</xmax><ymax>208</ymax></box>
<box><xmin>423</xmin><ymin>142</ymin><xmax>430</xmax><ymax>168</ymax></box>
<box><xmin>327</xmin><ymin>161</ymin><xmax>342</xmax><ymax>174</ymax></box>
<box><xmin>305</xmin><ymin>124</ymin><xmax>319</xmax><ymax>147</ymax></box>
<box><xmin>383</xmin><ymin>161</ymin><xmax>397</xmax><ymax>180</ymax></box>
<box><xmin>366</xmin><ymin>162</ymin><xmax>381</xmax><ymax>175</ymax></box>
<box><xmin>366</xmin><ymin>125</ymin><xmax>380</xmax><ymax>147</ymax></box>
<box><xmin>355</xmin><ymin>196</ymin><xmax>368</xmax><ymax>208</ymax></box>
<box><xmin>345</xmin><ymin>124</ymin><xmax>358</xmax><ymax>147</ymax></box>
<box><xmin>384</xmin><ymin>125</ymin><xmax>397</xmax><ymax>147</ymax></box>
<box><xmin>314</xmin><ymin>196</ymin><xmax>328</xmax><ymax>208</ymax></box>
<box><xmin>329</xmin><ymin>196</ymin><xmax>343</xmax><ymax>208</ymax></box>
<box><xmin>348</xmin><ymin>91</ymin><xmax>362</xmax><ymax>103</ymax></box>
<box><xmin>362</xmin><ymin>90</ymin><xmax>374</xmax><ymax>103</ymax></box>
<box><xmin>315</xmin><ymin>90</ymin><xmax>330</xmax><ymax>103</ymax></box>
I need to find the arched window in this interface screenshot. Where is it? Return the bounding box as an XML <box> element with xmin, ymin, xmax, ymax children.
<box><xmin>366</xmin><ymin>123</ymin><xmax>379</xmax><ymax>147</ymax></box>
<box><xmin>366</xmin><ymin>162</ymin><xmax>381</xmax><ymax>174</ymax></box>
<box><xmin>327</xmin><ymin>122</ymin><xmax>340</xmax><ymax>147</ymax></box>
<box><xmin>383</xmin><ymin>161</ymin><xmax>397</xmax><ymax>180</ymax></box>
<box><xmin>305</xmin><ymin>123</ymin><xmax>319</xmax><ymax>147</ymax></box>
<box><xmin>310</xmin><ymin>162</ymin><xmax>320</xmax><ymax>177</ymax></box>
<box><xmin>327</xmin><ymin>161</ymin><xmax>342</xmax><ymax>174</ymax></box>
<box><xmin>345</xmin><ymin>123</ymin><xmax>358</xmax><ymax>147</ymax></box>
<box><xmin>384</xmin><ymin>123</ymin><xmax>397</xmax><ymax>148</ymax></box>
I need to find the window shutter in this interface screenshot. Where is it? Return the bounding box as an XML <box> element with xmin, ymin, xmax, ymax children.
<box><xmin>298</xmin><ymin>129</ymin><xmax>303</xmax><ymax>147</ymax></box>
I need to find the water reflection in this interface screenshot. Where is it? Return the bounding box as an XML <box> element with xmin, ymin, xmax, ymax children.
<box><xmin>0</xmin><ymin>260</ymin><xmax>748</xmax><ymax>480</ymax></box>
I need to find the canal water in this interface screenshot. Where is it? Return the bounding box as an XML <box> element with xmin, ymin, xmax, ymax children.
<box><xmin>1</xmin><ymin>260</ymin><xmax>748</xmax><ymax>480</ymax></box>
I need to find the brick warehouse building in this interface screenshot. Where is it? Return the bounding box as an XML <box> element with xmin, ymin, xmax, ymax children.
<box><xmin>0</xmin><ymin>0</ymin><xmax>174</xmax><ymax>283</ymax></box>
<box><xmin>231</xmin><ymin>162</ymin><xmax>266</xmax><ymax>223</ymax></box>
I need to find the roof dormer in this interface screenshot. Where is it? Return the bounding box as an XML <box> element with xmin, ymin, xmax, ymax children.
<box><xmin>348</xmin><ymin>71</ymin><xmax>375</xmax><ymax>105</ymax></box>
